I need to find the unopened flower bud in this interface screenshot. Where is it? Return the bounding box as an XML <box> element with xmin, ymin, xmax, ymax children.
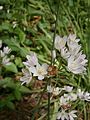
<box><xmin>47</xmin><ymin>85</ymin><xmax>53</xmax><ymax>93</ymax></box>
<box><xmin>0</xmin><ymin>6</ymin><xmax>3</xmax><ymax>10</ymax></box>
<box><xmin>0</xmin><ymin>40</ymin><xmax>2</xmax><ymax>48</ymax></box>
<box><xmin>52</xmin><ymin>50</ymin><xmax>56</xmax><ymax>60</ymax></box>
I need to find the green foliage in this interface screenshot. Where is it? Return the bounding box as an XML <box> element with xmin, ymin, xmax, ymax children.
<box><xmin>0</xmin><ymin>77</ymin><xmax>31</xmax><ymax>109</ymax></box>
<box><xmin>4</xmin><ymin>63</ymin><xmax>18</xmax><ymax>73</ymax></box>
<box><xmin>0</xmin><ymin>0</ymin><xmax>89</xmax><ymax>119</ymax></box>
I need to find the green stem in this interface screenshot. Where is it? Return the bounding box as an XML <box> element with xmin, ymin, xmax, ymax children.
<box><xmin>46</xmin><ymin>0</ymin><xmax>55</xmax><ymax>14</ymax></box>
<box><xmin>87</xmin><ymin>0</ymin><xmax>90</xmax><ymax>85</ymax></box>
<box><xmin>51</xmin><ymin>3</ymin><xmax>60</xmax><ymax>65</ymax></box>
<box><xmin>83</xmin><ymin>102</ymin><xmax>87</xmax><ymax>120</ymax></box>
<box><xmin>47</xmin><ymin>0</ymin><xmax>60</xmax><ymax>120</ymax></box>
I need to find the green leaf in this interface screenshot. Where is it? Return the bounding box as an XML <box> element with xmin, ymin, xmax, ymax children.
<box><xmin>5</xmin><ymin>63</ymin><xmax>18</xmax><ymax>73</ymax></box>
<box><xmin>0</xmin><ymin>78</ymin><xmax>16</xmax><ymax>89</ymax></box>
<box><xmin>0</xmin><ymin>100</ymin><xmax>6</xmax><ymax>109</ymax></box>
<box><xmin>0</xmin><ymin>22</ymin><xmax>13</xmax><ymax>32</ymax></box>
<box><xmin>6</xmin><ymin>101</ymin><xmax>15</xmax><ymax>109</ymax></box>
<box><xmin>14</xmin><ymin>90</ymin><xmax>22</xmax><ymax>100</ymax></box>
<box><xmin>68</xmin><ymin>0</ymin><xmax>73</xmax><ymax>6</ymax></box>
<box><xmin>0</xmin><ymin>77</ymin><xmax>11</xmax><ymax>87</ymax></box>
<box><xmin>15</xmin><ymin>57</ymin><xmax>23</xmax><ymax>68</ymax></box>
<box><xmin>14</xmin><ymin>27</ymin><xmax>25</xmax><ymax>43</ymax></box>
<box><xmin>51</xmin><ymin>101</ymin><xmax>59</xmax><ymax>120</ymax></box>
<box><xmin>19</xmin><ymin>86</ymin><xmax>31</xmax><ymax>93</ymax></box>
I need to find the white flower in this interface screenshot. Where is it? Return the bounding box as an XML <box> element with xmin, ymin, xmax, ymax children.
<box><xmin>63</xmin><ymin>94</ymin><xmax>71</xmax><ymax>101</ymax></box>
<box><xmin>68</xmin><ymin>110</ymin><xmax>77</xmax><ymax>120</ymax></box>
<box><xmin>20</xmin><ymin>68</ymin><xmax>32</xmax><ymax>85</ymax></box>
<box><xmin>69</xmin><ymin>93</ymin><xmax>77</xmax><ymax>101</ymax></box>
<box><xmin>29</xmin><ymin>63</ymin><xmax>48</xmax><ymax>80</ymax></box>
<box><xmin>0</xmin><ymin>40</ymin><xmax>2</xmax><ymax>48</ymax></box>
<box><xmin>53</xmin><ymin>87</ymin><xmax>62</xmax><ymax>96</ymax></box>
<box><xmin>60</xmin><ymin>96</ymin><xmax>68</xmax><ymax>106</ymax></box>
<box><xmin>84</xmin><ymin>92</ymin><xmax>90</xmax><ymax>101</ymax></box>
<box><xmin>3</xmin><ymin>46</ymin><xmax>11</xmax><ymax>55</ymax></box>
<box><xmin>68</xmin><ymin>34</ymin><xmax>80</xmax><ymax>43</ymax></box>
<box><xmin>63</xmin><ymin>86</ymin><xmax>73</xmax><ymax>92</ymax></box>
<box><xmin>0</xmin><ymin>6</ymin><xmax>3</xmax><ymax>10</ymax></box>
<box><xmin>77</xmin><ymin>89</ymin><xmax>90</xmax><ymax>101</ymax></box>
<box><xmin>47</xmin><ymin>85</ymin><xmax>53</xmax><ymax>93</ymax></box>
<box><xmin>67</xmin><ymin>52</ymin><xmax>88</xmax><ymax>74</ymax></box>
<box><xmin>2</xmin><ymin>56</ymin><xmax>11</xmax><ymax>65</ymax></box>
<box><xmin>23</xmin><ymin>52</ymin><xmax>38</xmax><ymax>67</ymax></box>
<box><xmin>64</xmin><ymin>93</ymin><xmax>77</xmax><ymax>102</ymax></box>
<box><xmin>77</xmin><ymin>89</ymin><xmax>84</xmax><ymax>100</ymax></box>
<box><xmin>61</xmin><ymin>47</ymin><xmax>70</xmax><ymax>60</ymax></box>
<box><xmin>57</xmin><ymin>110</ymin><xmax>69</xmax><ymax>120</ymax></box>
<box><xmin>68</xmin><ymin>42</ymin><xmax>81</xmax><ymax>56</ymax></box>
<box><xmin>55</xmin><ymin>35</ymin><xmax>67</xmax><ymax>51</ymax></box>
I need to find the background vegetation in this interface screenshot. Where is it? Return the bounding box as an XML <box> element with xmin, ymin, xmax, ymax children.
<box><xmin>0</xmin><ymin>0</ymin><xmax>90</xmax><ymax>120</ymax></box>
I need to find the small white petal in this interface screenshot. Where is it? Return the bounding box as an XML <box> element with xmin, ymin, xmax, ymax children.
<box><xmin>29</xmin><ymin>67</ymin><xmax>37</xmax><ymax>74</ymax></box>
<box><xmin>38</xmin><ymin>75</ymin><xmax>44</xmax><ymax>80</ymax></box>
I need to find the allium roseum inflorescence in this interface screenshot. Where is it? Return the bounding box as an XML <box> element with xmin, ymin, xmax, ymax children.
<box><xmin>48</xmin><ymin>85</ymin><xmax>90</xmax><ymax>120</ymax></box>
<box><xmin>20</xmin><ymin>68</ymin><xmax>32</xmax><ymax>85</ymax></box>
<box><xmin>55</xmin><ymin>34</ymin><xmax>88</xmax><ymax>74</ymax></box>
<box><xmin>0</xmin><ymin>40</ymin><xmax>12</xmax><ymax>65</ymax></box>
<box><xmin>57</xmin><ymin>109</ymin><xmax>77</xmax><ymax>120</ymax></box>
<box><xmin>20</xmin><ymin>52</ymin><xmax>49</xmax><ymax>85</ymax></box>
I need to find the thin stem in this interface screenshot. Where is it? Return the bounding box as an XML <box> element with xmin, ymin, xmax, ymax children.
<box><xmin>48</xmin><ymin>80</ymin><xmax>51</xmax><ymax>120</ymax></box>
<box><xmin>47</xmin><ymin>0</ymin><xmax>60</xmax><ymax>120</ymax></box>
<box><xmin>46</xmin><ymin>0</ymin><xmax>55</xmax><ymax>14</ymax></box>
<box><xmin>87</xmin><ymin>0</ymin><xmax>90</xmax><ymax>77</ymax></box>
<box><xmin>51</xmin><ymin>0</ymin><xmax>60</xmax><ymax>65</ymax></box>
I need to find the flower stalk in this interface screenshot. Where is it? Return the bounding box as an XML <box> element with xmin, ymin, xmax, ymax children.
<box><xmin>47</xmin><ymin>0</ymin><xmax>60</xmax><ymax>119</ymax></box>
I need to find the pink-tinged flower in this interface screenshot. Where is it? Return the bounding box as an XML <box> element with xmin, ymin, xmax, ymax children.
<box><xmin>55</xmin><ymin>35</ymin><xmax>67</xmax><ymax>51</ymax></box>
<box><xmin>63</xmin><ymin>86</ymin><xmax>73</xmax><ymax>92</ymax></box>
<box><xmin>60</xmin><ymin>96</ymin><xmax>68</xmax><ymax>106</ymax></box>
<box><xmin>77</xmin><ymin>89</ymin><xmax>90</xmax><ymax>101</ymax></box>
<box><xmin>29</xmin><ymin>63</ymin><xmax>48</xmax><ymax>80</ymax></box>
<box><xmin>2</xmin><ymin>56</ymin><xmax>11</xmax><ymax>65</ymax></box>
<box><xmin>84</xmin><ymin>92</ymin><xmax>90</xmax><ymax>101</ymax></box>
<box><xmin>68</xmin><ymin>34</ymin><xmax>80</xmax><ymax>43</ymax></box>
<box><xmin>77</xmin><ymin>89</ymin><xmax>84</xmax><ymax>100</ymax></box>
<box><xmin>61</xmin><ymin>47</ymin><xmax>70</xmax><ymax>60</ymax></box>
<box><xmin>68</xmin><ymin>110</ymin><xmax>77</xmax><ymax>120</ymax></box>
<box><xmin>20</xmin><ymin>68</ymin><xmax>32</xmax><ymax>85</ymax></box>
<box><xmin>3</xmin><ymin>46</ymin><xmax>11</xmax><ymax>55</ymax></box>
<box><xmin>67</xmin><ymin>52</ymin><xmax>88</xmax><ymax>74</ymax></box>
<box><xmin>23</xmin><ymin>52</ymin><xmax>38</xmax><ymax>67</ymax></box>
<box><xmin>57</xmin><ymin>110</ymin><xmax>69</xmax><ymax>120</ymax></box>
<box><xmin>68</xmin><ymin>42</ymin><xmax>81</xmax><ymax>56</ymax></box>
<box><xmin>64</xmin><ymin>93</ymin><xmax>77</xmax><ymax>102</ymax></box>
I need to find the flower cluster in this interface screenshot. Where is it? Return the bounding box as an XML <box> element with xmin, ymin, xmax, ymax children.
<box><xmin>20</xmin><ymin>52</ymin><xmax>49</xmax><ymax>85</ymax></box>
<box><xmin>77</xmin><ymin>89</ymin><xmax>90</xmax><ymax>101</ymax></box>
<box><xmin>57</xmin><ymin>110</ymin><xmax>77</xmax><ymax>120</ymax></box>
<box><xmin>55</xmin><ymin>34</ymin><xmax>88</xmax><ymax>74</ymax></box>
<box><xmin>0</xmin><ymin>40</ymin><xmax>11</xmax><ymax>66</ymax></box>
<box><xmin>57</xmin><ymin>86</ymin><xmax>90</xmax><ymax>120</ymax></box>
<box><xmin>46</xmin><ymin>85</ymin><xmax>90</xmax><ymax>120</ymax></box>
